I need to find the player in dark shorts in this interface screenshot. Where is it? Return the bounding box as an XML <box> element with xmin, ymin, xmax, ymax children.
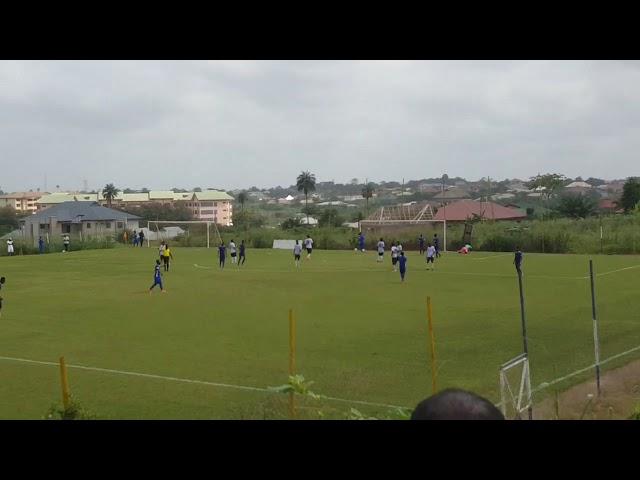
<box><xmin>433</xmin><ymin>234</ymin><xmax>440</xmax><ymax>258</ymax></box>
<box><xmin>514</xmin><ymin>246</ymin><xmax>523</xmax><ymax>274</ymax></box>
<box><xmin>238</xmin><ymin>240</ymin><xmax>246</xmax><ymax>266</ymax></box>
<box><xmin>149</xmin><ymin>260</ymin><xmax>165</xmax><ymax>293</ymax></box>
<box><xmin>418</xmin><ymin>234</ymin><xmax>425</xmax><ymax>255</ymax></box>
<box><xmin>0</xmin><ymin>276</ymin><xmax>5</xmax><ymax>317</ymax></box>
<box><xmin>218</xmin><ymin>242</ymin><xmax>226</xmax><ymax>269</ymax></box>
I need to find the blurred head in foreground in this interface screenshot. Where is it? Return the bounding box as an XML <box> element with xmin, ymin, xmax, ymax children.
<box><xmin>411</xmin><ymin>388</ymin><xmax>505</xmax><ymax>420</ymax></box>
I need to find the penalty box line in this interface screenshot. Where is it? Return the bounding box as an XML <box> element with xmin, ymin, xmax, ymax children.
<box><xmin>0</xmin><ymin>355</ymin><xmax>407</xmax><ymax>411</ymax></box>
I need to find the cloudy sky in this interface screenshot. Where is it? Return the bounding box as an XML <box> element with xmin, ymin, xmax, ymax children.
<box><xmin>1</xmin><ymin>60</ymin><xmax>639</xmax><ymax>193</ymax></box>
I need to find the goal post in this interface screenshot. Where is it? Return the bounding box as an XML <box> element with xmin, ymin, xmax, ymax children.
<box><xmin>145</xmin><ymin>220</ymin><xmax>222</xmax><ymax>248</ymax></box>
<box><xmin>499</xmin><ymin>353</ymin><xmax>532</xmax><ymax>420</ymax></box>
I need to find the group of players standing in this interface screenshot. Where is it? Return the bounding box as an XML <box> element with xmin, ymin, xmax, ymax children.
<box><xmin>360</xmin><ymin>232</ymin><xmax>441</xmax><ymax>282</ymax></box>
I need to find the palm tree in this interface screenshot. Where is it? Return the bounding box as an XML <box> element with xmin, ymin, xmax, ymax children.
<box><xmin>296</xmin><ymin>171</ymin><xmax>316</xmax><ymax>227</ymax></box>
<box><xmin>102</xmin><ymin>183</ymin><xmax>120</xmax><ymax>208</ymax></box>
<box><xmin>361</xmin><ymin>181</ymin><xmax>375</xmax><ymax>217</ymax></box>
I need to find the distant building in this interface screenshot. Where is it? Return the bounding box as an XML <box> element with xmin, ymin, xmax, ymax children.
<box><xmin>177</xmin><ymin>191</ymin><xmax>234</xmax><ymax>226</ymax></box>
<box><xmin>0</xmin><ymin>192</ymin><xmax>44</xmax><ymax>214</ymax></box>
<box><xmin>431</xmin><ymin>187</ymin><xmax>470</xmax><ymax>203</ymax></box>
<box><xmin>36</xmin><ymin>189</ymin><xmax>234</xmax><ymax>226</ymax></box>
<box><xmin>21</xmin><ymin>202</ymin><xmax>140</xmax><ymax>246</ymax></box>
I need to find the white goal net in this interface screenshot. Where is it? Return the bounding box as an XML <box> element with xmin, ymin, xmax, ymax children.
<box><xmin>145</xmin><ymin>220</ymin><xmax>222</xmax><ymax>248</ymax></box>
<box><xmin>499</xmin><ymin>353</ymin><xmax>532</xmax><ymax>420</ymax></box>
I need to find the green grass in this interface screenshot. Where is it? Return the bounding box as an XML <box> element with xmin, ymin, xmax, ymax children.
<box><xmin>1</xmin><ymin>246</ymin><xmax>639</xmax><ymax>419</ymax></box>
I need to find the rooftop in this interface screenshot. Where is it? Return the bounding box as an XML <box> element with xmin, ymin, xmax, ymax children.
<box><xmin>23</xmin><ymin>202</ymin><xmax>141</xmax><ymax>222</ymax></box>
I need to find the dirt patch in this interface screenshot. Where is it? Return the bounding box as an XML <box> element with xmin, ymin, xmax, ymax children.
<box><xmin>532</xmin><ymin>359</ymin><xmax>640</xmax><ymax>419</ymax></box>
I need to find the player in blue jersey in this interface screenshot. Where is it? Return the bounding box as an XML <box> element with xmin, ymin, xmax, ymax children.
<box><xmin>218</xmin><ymin>242</ymin><xmax>226</xmax><ymax>269</ymax></box>
<box><xmin>398</xmin><ymin>251</ymin><xmax>408</xmax><ymax>282</ymax></box>
<box><xmin>433</xmin><ymin>234</ymin><xmax>440</xmax><ymax>258</ymax></box>
<box><xmin>149</xmin><ymin>260</ymin><xmax>165</xmax><ymax>293</ymax></box>
<box><xmin>514</xmin><ymin>246</ymin><xmax>523</xmax><ymax>274</ymax></box>
<box><xmin>358</xmin><ymin>232</ymin><xmax>365</xmax><ymax>252</ymax></box>
<box><xmin>418</xmin><ymin>234</ymin><xmax>425</xmax><ymax>255</ymax></box>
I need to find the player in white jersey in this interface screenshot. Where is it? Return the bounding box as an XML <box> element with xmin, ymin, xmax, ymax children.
<box><xmin>293</xmin><ymin>240</ymin><xmax>303</xmax><ymax>268</ymax></box>
<box><xmin>376</xmin><ymin>238</ymin><xmax>385</xmax><ymax>262</ymax></box>
<box><xmin>426</xmin><ymin>243</ymin><xmax>436</xmax><ymax>270</ymax></box>
<box><xmin>229</xmin><ymin>240</ymin><xmax>237</xmax><ymax>264</ymax></box>
<box><xmin>6</xmin><ymin>238</ymin><xmax>14</xmax><ymax>256</ymax></box>
<box><xmin>304</xmin><ymin>235</ymin><xmax>313</xmax><ymax>259</ymax></box>
<box><xmin>391</xmin><ymin>242</ymin><xmax>399</xmax><ymax>272</ymax></box>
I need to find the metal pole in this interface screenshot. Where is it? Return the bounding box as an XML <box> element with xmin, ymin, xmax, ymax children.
<box><xmin>600</xmin><ymin>217</ymin><xmax>603</xmax><ymax>254</ymax></box>
<box><xmin>516</xmin><ymin>268</ymin><xmax>533</xmax><ymax>420</ymax></box>
<box><xmin>207</xmin><ymin>222</ymin><xmax>210</xmax><ymax>249</ymax></box>
<box><xmin>589</xmin><ymin>259</ymin><xmax>602</xmax><ymax>395</ymax></box>
<box><xmin>443</xmin><ymin>220</ymin><xmax>447</xmax><ymax>253</ymax></box>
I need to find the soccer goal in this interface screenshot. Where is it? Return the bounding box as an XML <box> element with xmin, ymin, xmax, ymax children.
<box><xmin>359</xmin><ymin>203</ymin><xmax>448</xmax><ymax>251</ymax></box>
<box><xmin>499</xmin><ymin>353</ymin><xmax>533</xmax><ymax>420</ymax></box>
<box><xmin>145</xmin><ymin>220</ymin><xmax>223</xmax><ymax>248</ymax></box>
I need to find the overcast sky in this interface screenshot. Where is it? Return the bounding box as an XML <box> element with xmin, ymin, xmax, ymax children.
<box><xmin>1</xmin><ymin>60</ymin><xmax>639</xmax><ymax>193</ymax></box>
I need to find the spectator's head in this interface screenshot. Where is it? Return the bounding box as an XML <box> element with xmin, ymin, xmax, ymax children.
<box><xmin>155</xmin><ymin>260</ymin><xmax>160</xmax><ymax>265</ymax></box>
<box><xmin>411</xmin><ymin>388</ymin><xmax>504</xmax><ymax>420</ymax></box>
<box><xmin>400</xmin><ymin>251</ymin><xmax>405</xmax><ymax>257</ymax></box>
<box><xmin>0</xmin><ymin>277</ymin><xmax>5</xmax><ymax>284</ymax></box>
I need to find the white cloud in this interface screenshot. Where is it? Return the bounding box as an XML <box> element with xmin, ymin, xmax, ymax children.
<box><xmin>0</xmin><ymin>60</ymin><xmax>638</xmax><ymax>192</ymax></box>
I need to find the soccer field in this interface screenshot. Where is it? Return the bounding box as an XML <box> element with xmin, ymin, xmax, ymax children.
<box><xmin>1</xmin><ymin>246</ymin><xmax>639</xmax><ymax>419</ymax></box>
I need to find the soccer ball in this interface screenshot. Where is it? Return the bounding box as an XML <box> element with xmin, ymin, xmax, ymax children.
<box><xmin>354</xmin><ymin>248</ymin><xmax>358</xmax><ymax>251</ymax></box>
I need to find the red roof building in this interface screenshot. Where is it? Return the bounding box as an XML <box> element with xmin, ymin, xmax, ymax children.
<box><xmin>433</xmin><ymin>200</ymin><xmax>527</xmax><ymax>222</ymax></box>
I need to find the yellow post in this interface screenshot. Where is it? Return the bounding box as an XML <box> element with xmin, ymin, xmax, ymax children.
<box><xmin>427</xmin><ymin>297</ymin><xmax>437</xmax><ymax>394</ymax></box>
<box><xmin>288</xmin><ymin>309</ymin><xmax>296</xmax><ymax>419</ymax></box>
<box><xmin>59</xmin><ymin>356</ymin><xmax>71</xmax><ymax>410</ymax></box>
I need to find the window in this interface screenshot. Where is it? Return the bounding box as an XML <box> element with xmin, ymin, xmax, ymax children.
<box><xmin>214</xmin><ymin>202</ymin><xmax>218</xmax><ymax>207</ymax></box>
<box><xmin>86</xmin><ymin>223</ymin><xmax>92</xmax><ymax>229</ymax></box>
<box><xmin>62</xmin><ymin>224</ymin><xmax>71</xmax><ymax>233</ymax></box>
<box><xmin>105</xmin><ymin>222</ymin><xmax>112</xmax><ymax>229</ymax></box>
<box><xmin>200</xmin><ymin>210</ymin><xmax>214</xmax><ymax>215</ymax></box>
<box><xmin>214</xmin><ymin>209</ymin><xmax>217</xmax><ymax>214</ymax></box>
<box><xmin>117</xmin><ymin>222</ymin><xmax>123</xmax><ymax>228</ymax></box>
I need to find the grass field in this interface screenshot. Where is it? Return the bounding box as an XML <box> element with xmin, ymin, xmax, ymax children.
<box><xmin>1</xmin><ymin>246</ymin><xmax>639</xmax><ymax>419</ymax></box>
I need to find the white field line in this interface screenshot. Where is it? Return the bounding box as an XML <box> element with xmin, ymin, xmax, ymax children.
<box><xmin>193</xmin><ymin>264</ymin><xmax>213</xmax><ymax>269</ymax></box>
<box><xmin>0</xmin><ymin>355</ymin><xmax>407</xmax><ymax>411</ymax></box>
<box><xmin>472</xmin><ymin>253</ymin><xmax>513</xmax><ymax>261</ymax></box>
<box><xmin>581</xmin><ymin>264</ymin><xmax>640</xmax><ymax>279</ymax></box>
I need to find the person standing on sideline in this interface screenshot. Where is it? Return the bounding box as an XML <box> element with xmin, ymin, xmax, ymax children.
<box><xmin>514</xmin><ymin>246</ymin><xmax>523</xmax><ymax>274</ymax></box>
<box><xmin>0</xmin><ymin>276</ymin><xmax>5</xmax><ymax>318</ymax></box>
<box><xmin>358</xmin><ymin>232</ymin><xmax>365</xmax><ymax>252</ymax></box>
<box><xmin>38</xmin><ymin>236</ymin><xmax>45</xmax><ymax>254</ymax></box>
<box><xmin>218</xmin><ymin>242</ymin><xmax>226</xmax><ymax>269</ymax></box>
<box><xmin>418</xmin><ymin>234</ymin><xmax>426</xmax><ymax>255</ymax></box>
<box><xmin>123</xmin><ymin>230</ymin><xmax>128</xmax><ymax>245</ymax></box>
<box><xmin>238</xmin><ymin>240</ymin><xmax>246</xmax><ymax>266</ymax></box>
<box><xmin>293</xmin><ymin>240</ymin><xmax>302</xmax><ymax>268</ymax></box>
<box><xmin>138</xmin><ymin>229</ymin><xmax>145</xmax><ymax>247</ymax></box>
<box><xmin>391</xmin><ymin>241</ymin><xmax>398</xmax><ymax>272</ymax></box>
<box><xmin>433</xmin><ymin>234</ymin><xmax>440</xmax><ymax>258</ymax></box>
<box><xmin>132</xmin><ymin>230</ymin><xmax>138</xmax><ymax>247</ymax></box>
<box><xmin>398</xmin><ymin>251</ymin><xmax>408</xmax><ymax>282</ymax></box>
<box><xmin>7</xmin><ymin>238</ymin><xmax>15</xmax><ymax>256</ymax></box>
<box><xmin>229</xmin><ymin>239</ymin><xmax>237</xmax><ymax>264</ymax></box>
<box><xmin>376</xmin><ymin>238</ymin><xmax>385</xmax><ymax>262</ymax></box>
<box><xmin>304</xmin><ymin>235</ymin><xmax>313</xmax><ymax>259</ymax></box>
<box><xmin>396</xmin><ymin>240</ymin><xmax>403</xmax><ymax>257</ymax></box>
<box><xmin>162</xmin><ymin>244</ymin><xmax>173</xmax><ymax>272</ymax></box>
<box><xmin>149</xmin><ymin>259</ymin><xmax>165</xmax><ymax>294</ymax></box>
<box><xmin>426</xmin><ymin>243</ymin><xmax>436</xmax><ymax>270</ymax></box>
<box><xmin>63</xmin><ymin>234</ymin><xmax>70</xmax><ymax>252</ymax></box>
